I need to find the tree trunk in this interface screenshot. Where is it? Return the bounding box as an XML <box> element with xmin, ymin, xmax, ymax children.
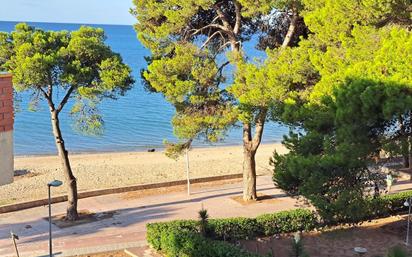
<box><xmin>50</xmin><ymin>110</ymin><xmax>79</xmax><ymax>221</ymax></box>
<box><xmin>243</xmin><ymin>146</ymin><xmax>257</xmax><ymax>201</ymax></box>
<box><xmin>281</xmin><ymin>13</ymin><xmax>298</xmax><ymax>48</ymax></box>
<box><xmin>242</xmin><ymin>110</ymin><xmax>267</xmax><ymax>201</ymax></box>
<box><xmin>403</xmin><ymin>154</ymin><xmax>409</xmax><ymax>168</ymax></box>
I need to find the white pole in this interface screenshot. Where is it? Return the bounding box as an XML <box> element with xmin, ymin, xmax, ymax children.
<box><xmin>186</xmin><ymin>148</ymin><xmax>190</xmax><ymax>196</ymax></box>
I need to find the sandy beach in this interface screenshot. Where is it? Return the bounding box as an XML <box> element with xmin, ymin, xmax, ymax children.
<box><xmin>1</xmin><ymin>143</ymin><xmax>287</xmax><ymax>205</ymax></box>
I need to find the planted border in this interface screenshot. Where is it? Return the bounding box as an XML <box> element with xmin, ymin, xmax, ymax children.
<box><xmin>146</xmin><ymin>190</ymin><xmax>412</xmax><ymax>257</ymax></box>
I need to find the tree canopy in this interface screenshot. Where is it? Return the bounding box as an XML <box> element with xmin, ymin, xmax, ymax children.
<box><xmin>0</xmin><ymin>23</ymin><xmax>134</xmax><ymax>220</ymax></box>
<box><xmin>272</xmin><ymin>0</ymin><xmax>412</xmax><ymax>222</ymax></box>
<box><xmin>132</xmin><ymin>0</ymin><xmax>309</xmax><ymax>200</ymax></box>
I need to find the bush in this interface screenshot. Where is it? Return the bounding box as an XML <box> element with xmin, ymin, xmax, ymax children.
<box><xmin>149</xmin><ymin>226</ymin><xmax>260</xmax><ymax>257</ymax></box>
<box><xmin>146</xmin><ymin>191</ymin><xmax>412</xmax><ymax>257</ymax></box>
<box><xmin>256</xmin><ymin>209</ymin><xmax>318</xmax><ymax>236</ymax></box>
<box><xmin>209</xmin><ymin>217</ymin><xmax>261</xmax><ymax>241</ymax></box>
<box><xmin>367</xmin><ymin>190</ymin><xmax>412</xmax><ymax>219</ymax></box>
<box><xmin>147</xmin><ymin>220</ymin><xmax>198</xmax><ymax>250</ymax></box>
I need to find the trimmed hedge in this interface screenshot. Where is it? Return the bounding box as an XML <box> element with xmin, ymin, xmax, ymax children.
<box><xmin>367</xmin><ymin>190</ymin><xmax>412</xmax><ymax>219</ymax></box>
<box><xmin>154</xmin><ymin>230</ymin><xmax>260</xmax><ymax>257</ymax></box>
<box><xmin>147</xmin><ymin>208</ymin><xmax>318</xmax><ymax>257</ymax></box>
<box><xmin>146</xmin><ymin>191</ymin><xmax>412</xmax><ymax>257</ymax></box>
<box><xmin>147</xmin><ymin>220</ymin><xmax>198</xmax><ymax>250</ymax></box>
<box><xmin>208</xmin><ymin>217</ymin><xmax>261</xmax><ymax>241</ymax></box>
<box><xmin>256</xmin><ymin>209</ymin><xmax>318</xmax><ymax>236</ymax></box>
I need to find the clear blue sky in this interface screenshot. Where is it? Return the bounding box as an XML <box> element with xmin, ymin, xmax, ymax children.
<box><xmin>0</xmin><ymin>0</ymin><xmax>135</xmax><ymax>25</ymax></box>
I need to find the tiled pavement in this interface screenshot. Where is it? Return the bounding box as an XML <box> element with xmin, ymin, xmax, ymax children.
<box><xmin>0</xmin><ymin>175</ymin><xmax>410</xmax><ymax>257</ymax></box>
<box><xmin>0</xmin><ymin>176</ymin><xmax>306</xmax><ymax>257</ymax></box>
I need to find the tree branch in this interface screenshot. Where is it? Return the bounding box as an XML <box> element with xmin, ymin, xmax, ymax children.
<box><xmin>39</xmin><ymin>87</ymin><xmax>55</xmax><ymax>111</ymax></box>
<box><xmin>233</xmin><ymin>0</ymin><xmax>242</xmax><ymax>35</ymax></box>
<box><xmin>56</xmin><ymin>86</ymin><xmax>75</xmax><ymax>113</ymax></box>
<box><xmin>243</xmin><ymin>122</ymin><xmax>252</xmax><ymax>147</ymax></box>
<box><xmin>252</xmin><ymin>108</ymin><xmax>267</xmax><ymax>151</ymax></box>
<box><xmin>201</xmin><ymin>30</ymin><xmax>226</xmax><ymax>49</ymax></box>
<box><xmin>213</xmin><ymin>4</ymin><xmax>233</xmax><ymax>32</ymax></box>
<box><xmin>281</xmin><ymin>1</ymin><xmax>298</xmax><ymax>48</ymax></box>
<box><xmin>189</xmin><ymin>24</ymin><xmax>228</xmax><ymax>37</ymax></box>
<box><xmin>281</xmin><ymin>13</ymin><xmax>298</xmax><ymax>48</ymax></box>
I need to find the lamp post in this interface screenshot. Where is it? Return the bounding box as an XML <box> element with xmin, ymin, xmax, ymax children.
<box><xmin>404</xmin><ymin>197</ymin><xmax>411</xmax><ymax>246</ymax></box>
<box><xmin>48</xmin><ymin>180</ymin><xmax>62</xmax><ymax>257</ymax></box>
<box><xmin>185</xmin><ymin>148</ymin><xmax>190</xmax><ymax>196</ymax></box>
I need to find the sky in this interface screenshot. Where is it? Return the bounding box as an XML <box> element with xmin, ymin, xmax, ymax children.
<box><xmin>0</xmin><ymin>0</ymin><xmax>135</xmax><ymax>25</ymax></box>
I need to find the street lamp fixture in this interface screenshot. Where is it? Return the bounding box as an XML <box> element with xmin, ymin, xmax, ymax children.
<box><xmin>404</xmin><ymin>198</ymin><xmax>411</xmax><ymax>246</ymax></box>
<box><xmin>48</xmin><ymin>180</ymin><xmax>62</xmax><ymax>257</ymax></box>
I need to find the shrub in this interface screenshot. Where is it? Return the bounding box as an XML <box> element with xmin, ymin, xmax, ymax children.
<box><xmin>386</xmin><ymin>246</ymin><xmax>410</xmax><ymax>257</ymax></box>
<box><xmin>378</xmin><ymin>191</ymin><xmax>412</xmax><ymax>215</ymax></box>
<box><xmin>209</xmin><ymin>217</ymin><xmax>261</xmax><ymax>241</ymax></box>
<box><xmin>146</xmin><ymin>220</ymin><xmax>198</xmax><ymax>250</ymax></box>
<box><xmin>256</xmin><ymin>209</ymin><xmax>318</xmax><ymax>236</ymax></box>
<box><xmin>151</xmin><ymin>229</ymin><xmax>260</xmax><ymax>257</ymax></box>
<box><xmin>146</xmin><ymin>191</ymin><xmax>412</xmax><ymax>257</ymax></box>
<box><xmin>198</xmin><ymin>208</ymin><xmax>209</xmax><ymax>237</ymax></box>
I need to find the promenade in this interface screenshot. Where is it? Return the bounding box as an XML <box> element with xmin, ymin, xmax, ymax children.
<box><xmin>0</xmin><ymin>175</ymin><xmax>410</xmax><ymax>257</ymax></box>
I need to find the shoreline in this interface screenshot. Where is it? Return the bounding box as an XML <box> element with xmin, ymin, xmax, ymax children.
<box><xmin>14</xmin><ymin>140</ymin><xmax>284</xmax><ymax>158</ymax></box>
<box><xmin>3</xmin><ymin>143</ymin><xmax>288</xmax><ymax>206</ymax></box>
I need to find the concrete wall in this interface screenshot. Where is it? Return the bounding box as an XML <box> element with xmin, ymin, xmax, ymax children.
<box><xmin>0</xmin><ymin>73</ymin><xmax>13</xmax><ymax>186</ymax></box>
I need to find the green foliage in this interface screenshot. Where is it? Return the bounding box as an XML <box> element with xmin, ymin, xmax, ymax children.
<box><xmin>143</xmin><ymin>42</ymin><xmax>238</xmax><ymax>150</ymax></box>
<box><xmin>367</xmin><ymin>190</ymin><xmax>412</xmax><ymax>218</ymax></box>
<box><xmin>229</xmin><ymin>46</ymin><xmax>317</xmax><ymax>124</ymax></box>
<box><xmin>147</xmin><ymin>192</ymin><xmax>412</xmax><ymax>256</ymax></box>
<box><xmin>256</xmin><ymin>209</ymin><xmax>318</xmax><ymax>236</ymax></box>
<box><xmin>0</xmin><ymin>23</ymin><xmax>133</xmax><ymax>133</ymax></box>
<box><xmin>302</xmin><ymin>0</ymin><xmax>411</xmax><ymax>45</ymax></box>
<box><xmin>386</xmin><ymin>246</ymin><xmax>411</xmax><ymax>257</ymax></box>
<box><xmin>147</xmin><ymin>220</ymin><xmax>260</xmax><ymax>257</ymax></box>
<box><xmin>147</xmin><ymin>208</ymin><xmax>318</xmax><ymax>245</ymax></box>
<box><xmin>272</xmin><ymin>0</ymin><xmax>411</xmax><ymax>224</ymax></box>
<box><xmin>147</xmin><ymin>220</ymin><xmax>199</xmax><ymax>250</ymax></box>
<box><xmin>198</xmin><ymin>208</ymin><xmax>209</xmax><ymax>237</ymax></box>
<box><xmin>209</xmin><ymin>217</ymin><xmax>261</xmax><ymax>241</ymax></box>
<box><xmin>132</xmin><ymin>0</ymin><xmax>310</xmax><ymax>163</ymax></box>
<box><xmin>157</xmin><ymin>230</ymin><xmax>261</xmax><ymax>257</ymax></box>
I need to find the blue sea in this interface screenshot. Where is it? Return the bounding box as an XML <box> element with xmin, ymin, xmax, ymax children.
<box><xmin>0</xmin><ymin>21</ymin><xmax>289</xmax><ymax>155</ymax></box>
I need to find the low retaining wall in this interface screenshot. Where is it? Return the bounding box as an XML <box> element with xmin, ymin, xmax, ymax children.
<box><xmin>0</xmin><ymin>173</ymin><xmax>243</xmax><ymax>214</ymax></box>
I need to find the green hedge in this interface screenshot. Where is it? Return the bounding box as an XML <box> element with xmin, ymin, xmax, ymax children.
<box><xmin>146</xmin><ymin>191</ymin><xmax>412</xmax><ymax>257</ymax></box>
<box><xmin>208</xmin><ymin>217</ymin><xmax>261</xmax><ymax>241</ymax></box>
<box><xmin>256</xmin><ymin>209</ymin><xmax>318</xmax><ymax>236</ymax></box>
<box><xmin>368</xmin><ymin>190</ymin><xmax>412</xmax><ymax>218</ymax></box>
<box><xmin>147</xmin><ymin>208</ymin><xmax>317</xmax><ymax>257</ymax></box>
<box><xmin>154</xmin><ymin>229</ymin><xmax>260</xmax><ymax>257</ymax></box>
<box><xmin>147</xmin><ymin>220</ymin><xmax>198</xmax><ymax>250</ymax></box>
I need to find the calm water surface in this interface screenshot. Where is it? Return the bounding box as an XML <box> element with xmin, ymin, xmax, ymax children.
<box><xmin>0</xmin><ymin>21</ymin><xmax>289</xmax><ymax>155</ymax></box>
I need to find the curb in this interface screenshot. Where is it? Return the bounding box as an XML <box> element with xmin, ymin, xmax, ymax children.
<box><xmin>0</xmin><ymin>173</ymin><xmax>243</xmax><ymax>214</ymax></box>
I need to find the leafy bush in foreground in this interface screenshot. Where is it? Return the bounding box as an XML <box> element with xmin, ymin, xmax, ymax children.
<box><xmin>146</xmin><ymin>191</ymin><xmax>412</xmax><ymax>257</ymax></box>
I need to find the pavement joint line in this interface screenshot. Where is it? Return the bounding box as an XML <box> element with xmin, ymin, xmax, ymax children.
<box><xmin>60</xmin><ymin>240</ymin><xmax>148</xmax><ymax>257</ymax></box>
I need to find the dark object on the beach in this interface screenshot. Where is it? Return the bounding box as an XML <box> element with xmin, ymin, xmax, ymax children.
<box><xmin>148</xmin><ymin>148</ymin><xmax>156</xmax><ymax>152</ymax></box>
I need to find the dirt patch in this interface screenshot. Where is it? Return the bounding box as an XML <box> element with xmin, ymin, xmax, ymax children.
<box><xmin>240</xmin><ymin>215</ymin><xmax>412</xmax><ymax>257</ymax></box>
<box><xmin>230</xmin><ymin>193</ymin><xmax>286</xmax><ymax>206</ymax></box>
<box><xmin>44</xmin><ymin>210</ymin><xmax>117</xmax><ymax>228</ymax></box>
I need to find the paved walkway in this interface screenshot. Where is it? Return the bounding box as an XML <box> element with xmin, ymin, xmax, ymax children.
<box><xmin>0</xmin><ymin>175</ymin><xmax>411</xmax><ymax>257</ymax></box>
<box><xmin>0</xmin><ymin>176</ymin><xmax>306</xmax><ymax>257</ymax></box>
